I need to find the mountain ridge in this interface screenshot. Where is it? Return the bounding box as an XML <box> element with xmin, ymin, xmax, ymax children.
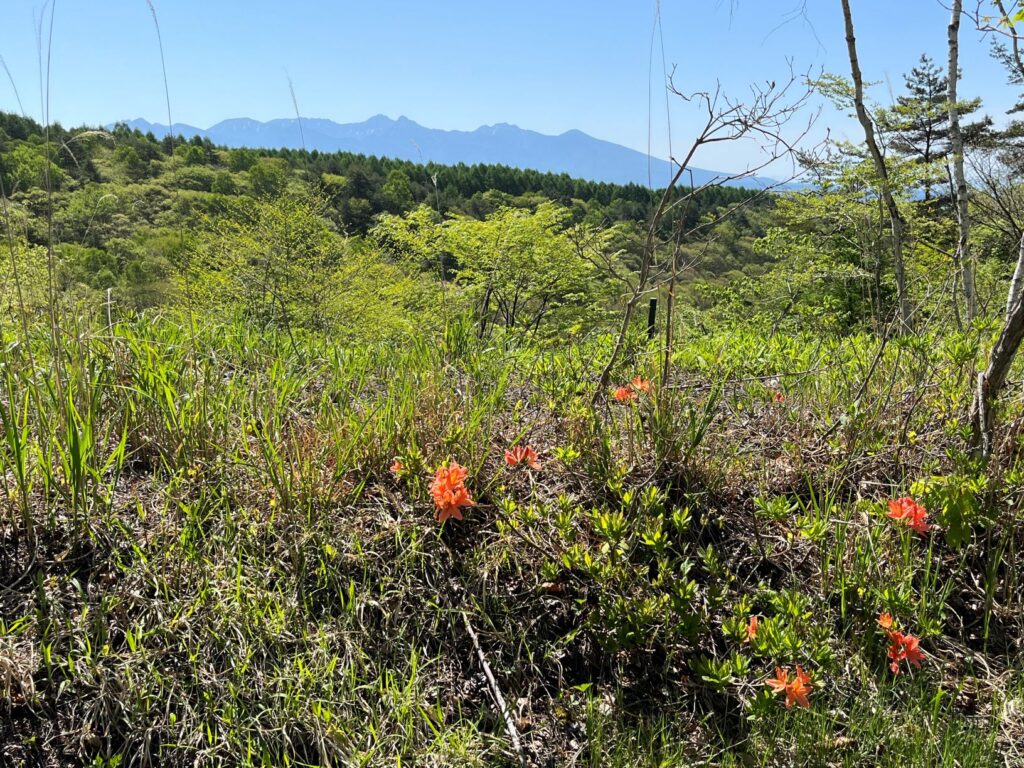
<box><xmin>113</xmin><ymin>115</ymin><xmax>791</xmax><ymax>189</ymax></box>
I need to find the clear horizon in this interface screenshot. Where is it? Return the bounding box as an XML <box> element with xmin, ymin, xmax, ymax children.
<box><xmin>1</xmin><ymin>1</ymin><xmax>1020</xmax><ymax>174</ymax></box>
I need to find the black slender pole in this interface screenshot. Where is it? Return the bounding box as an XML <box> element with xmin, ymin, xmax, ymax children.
<box><xmin>647</xmin><ymin>298</ymin><xmax>658</xmax><ymax>340</ymax></box>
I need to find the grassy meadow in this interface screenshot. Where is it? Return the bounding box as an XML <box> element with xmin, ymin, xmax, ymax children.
<box><xmin>0</xmin><ymin>305</ymin><xmax>1021</xmax><ymax>766</ymax></box>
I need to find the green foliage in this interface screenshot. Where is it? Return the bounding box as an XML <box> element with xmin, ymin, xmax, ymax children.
<box><xmin>0</xmin><ymin>242</ymin><xmax>50</xmax><ymax>310</ymax></box>
<box><xmin>3</xmin><ymin>141</ymin><xmax>68</xmax><ymax>193</ymax></box>
<box><xmin>114</xmin><ymin>144</ymin><xmax>149</xmax><ymax>181</ymax></box>
<box><xmin>374</xmin><ymin>202</ymin><xmax>618</xmax><ymax>337</ymax></box>
<box><xmin>185</xmin><ymin>193</ymin><xmax>438</xmax><ymax>340</ymax></box>
<box><xmin>876</xmin><ymin>53</ymin><xmax>989</xmax><ymax>204</ymax></box>
<box><xmin>447</xmin><ymin>202</ymin><xmax>615</xmax><ymax>334</ymax></box>
<box><xmin>912</xmin><ymin>473</ymin><xmax>989</xmax><ymax>548</ymax></box>
<box><xmin>247</xmin><ymin>157</ymin><xmax>290</xmax><ymax>198</ymax></box>
<box><xmin>188</xmin><ymin>193</ymin><xmax>341</xmax><ymax>330</ymax></box>
<box><xmin>380</xmin><ymin>168</ymin><xmax>414</xmax><ymax>212</ymax></box>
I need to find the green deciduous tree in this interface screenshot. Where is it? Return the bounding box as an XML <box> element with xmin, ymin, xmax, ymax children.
<box><xmin>247</xmin><ymin>158</ymin><xmax>289</xmax><ymax>198</ymax></box>
<box><xmin>189</xmin><ymin>194</ymin><xmax>340</xmax><ymax>331</ymax></box>
<box><xmin>373</xmin><ymin>202</ymin><xmax>616</xmax><ymax>337</ymax></box>
<box><xmin>445</xmin><ymin>202</ymin><xmax>612</xmax><ymax>335</ymax></box>
<box><xmin>380</xmin><ymin>169</ymin><xmax>414</xmax><ymax>213</ymax></box>
<box><xmin>2</xmin><ymin>143</ymin><xmax>67</xmax><ymax>193</ymax></box>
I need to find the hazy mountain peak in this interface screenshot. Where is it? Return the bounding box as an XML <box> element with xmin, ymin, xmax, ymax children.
<box><xmin>109</xmin><ymin>115</ymin><xmax>787</xmax><ymax>188</ymax></box>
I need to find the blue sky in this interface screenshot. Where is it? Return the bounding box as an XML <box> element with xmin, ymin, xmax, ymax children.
<box><xmin>0</xmin><ymin>1</ymin><xmax>1019</xmax><ymax>174</ymax></box>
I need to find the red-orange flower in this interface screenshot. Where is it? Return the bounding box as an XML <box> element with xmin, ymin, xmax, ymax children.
<box><xmin>886</xmin><ymin>630</ymin><xmax>924</xmax><ymax>674</ymax></box>
<box><xmin>505</xmin><ymin>445</ymin><xmax>541</xmax><ymax>470</ymax></box>
<box><xmin>877</xmin><ymin>612</ymin><xmax>894</xmax><ymax>630</ymax></box>
<box><xmin>612</xmin><ymin>386</ymin><xmax>637</xmax><ymax>402</ymax></box>
<box><xmin>430</xmin><ymin>461</ymin><xmax>475</xmax><ymax>523</ymax></box>
<box><xmin>765</xmin><ymin>667</ymin><xmax>789</xmax><ymax>694</ymax></box>
<box><xmin>390</xmin><ymin>459</ymin><xmax>404</xmax><ymax>475</ymax></box>
<box><xmin>631</xmin><ymin>376</ymin><xmax>653</xmax><ymax>393</ymax></box>
<box><xmin>886</xmin><ymin>497</ymin><xmax>930</xmax><ymax>535</ymax></box>
<box><xmin>765</xmin><ymin>665</ymin><xmax>812</xmax><ymax>708</ymax></box>
<box><xmin>744</xmin><ymin>615</ymin><xmax>759</xmax><ymax>643</ymax></box>
<box><xmin>773</xmin><ymin>391</ymin><xmax>786</xmax><ymax>403</ymax></box>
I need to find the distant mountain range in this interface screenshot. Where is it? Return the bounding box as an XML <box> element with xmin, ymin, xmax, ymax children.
<box><xmin>112</xmin><ymin>115</ymin><xmax>794</xmax><ymax>190</ymax></box>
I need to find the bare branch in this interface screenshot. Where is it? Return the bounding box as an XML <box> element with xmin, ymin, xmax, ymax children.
<box><xmin>593</xmin><ymin>66</ymin><xmax>819</xmax><ymax>397</ymax></box>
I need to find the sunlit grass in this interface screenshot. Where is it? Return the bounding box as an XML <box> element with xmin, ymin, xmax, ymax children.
<box><xmin>0</xmin><ymin>310</ymin><xmax>1021</xmax><ymax>766</ymax></box>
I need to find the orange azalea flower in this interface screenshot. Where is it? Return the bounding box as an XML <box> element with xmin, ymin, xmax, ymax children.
<box><xmin>505</xmin><ymin>445</ymin><xmax>541</xmax><ymax>470</ymax></box>
<box><xmin>877</xmin><ymin>612</ymin><xmax>894</xmax><ymax>630</ymax></box>
<box><xmin>794</xmin><ymin>665</ymin><xmax>811</xmax><ymax>686</ymax></box>
<box><xmin>744</xmin><ymin>615</ymin><xmax>759</xmax><ymax>643</ymax></box>
<box><xmin>612</xmin><ymin>386</ymin><xmax>637</xmax><ymax>402</ymax></box>
<box><xmin>430</xmin><ymin>461</ymin><xmax>475</xmax><ymax>523</ymax></box>
<box><xmin>390</xmin><ymin>459</ymin><xmax>405</xmax><ymax>475</ymax></box>
<box><xmin>886</xmin><ymin>497</ymin><xmax>930</xmax><ymax>535</ymax></box>
<box><xmin>631</xmin><ymin>376</ymin><xmax>653</xmax><ymax>393</ymax></box>
<box><xmin>789</xmin><ymin>666</ymin><xmax>812</xmax><ymax>709</ymax></box>
<box><xmin>765</xmin><ymin>666</ymin><xmax>812</xmax><ymax>709</ymax></box>
<box><xmin>765</xmin><ymin>667</ymin><xmax>789</xmax><ymax>695</ymax></box>
<box><xmin>886</xmin><ymin>630</ymin><xmax>924</xmax><ymax>675</ymax></box>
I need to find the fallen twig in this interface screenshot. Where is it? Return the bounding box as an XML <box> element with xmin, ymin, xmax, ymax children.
<box><xmin>461</xmin><ymin>610</ymin><xmax>528</xmax><ymax>768</ymax></box>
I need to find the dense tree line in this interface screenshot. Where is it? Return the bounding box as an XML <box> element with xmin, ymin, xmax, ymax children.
<box><xmin>0</xmin><ymin>110</ymin><xmax>765</xmax><ymax>234</ymax></box>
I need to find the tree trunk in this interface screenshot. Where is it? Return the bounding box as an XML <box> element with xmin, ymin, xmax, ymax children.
<box><xmin>841</xmin><ymin>0</ymin><xmax>911</xmax><ymax>332</ymax></box>
<box><xmin>971</xmin><ymin>235</ymin><xmax>1024</xmax><ymax>461</ymax></box>
<box><xmin>1007</xmin><ymin>233</ymin><xmax>1024</xmax><ymax>322</ymax></box>
<box><xmin>948</xmin><ymin>0</ymin><xmax>976</xmax><ymax>322</ymax></box>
